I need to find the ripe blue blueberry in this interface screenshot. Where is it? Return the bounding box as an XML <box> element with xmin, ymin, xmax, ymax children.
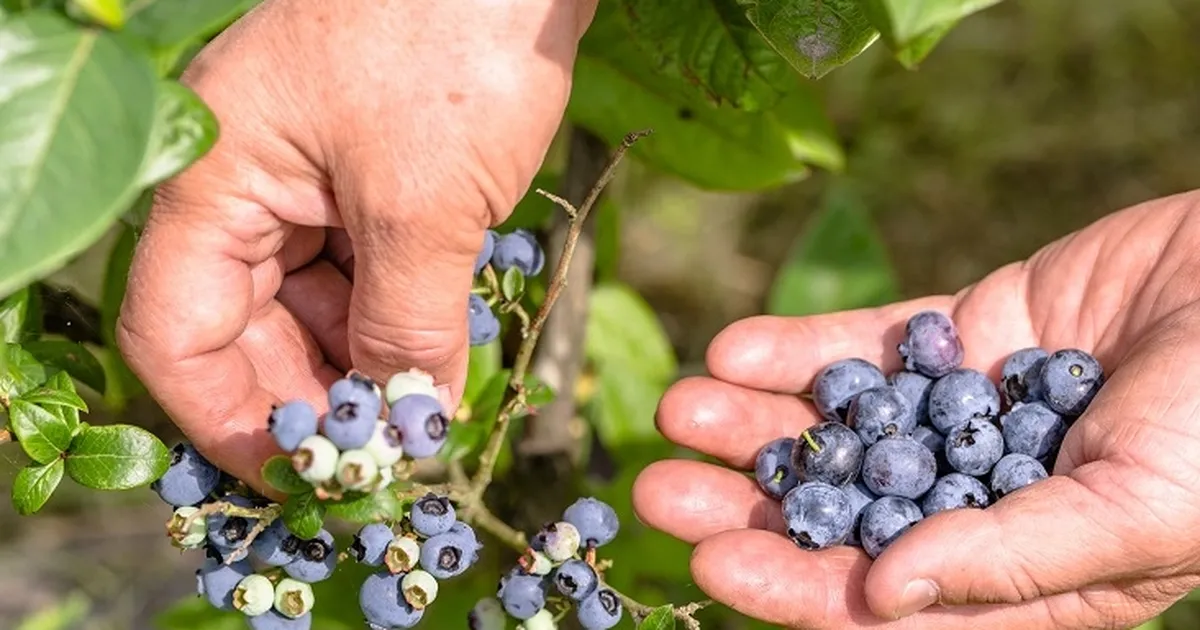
<box><xmin>927</xmin><ymin>368</ymin><xmax>1001</xmax><ymax>434</ymax></box>
<box><xmin>1001</xmin><ymin>347</ymin><xmax>1049</xmax><ymax>406</ymax></box>
<box><xmin>848</xmin><ymin>385</ymin><xmax>917</xmax><ymax>446</ymax></box>
<box><xmin>754</xmin><ymin>437</ymin><xmax>800</xmax><ymax>499</ymax></box>
<box><xmin>468</xmin><ymin>294</ymin><xmax>501</xmax><ymax>346</ymax></box>
<box><xmin>152</xmin><ymin>442</ymin><xmax>221</xmax><ymax>507</ymax></box>
<box><xmin>910</xmin><ymin>425</ymin><xmax>948</xmax><ymax>474</ymax></box>
<box><xmin>859</xmin><ymin>496</ymin><xmax>923</xmax><ymax>559</ymax></box>
<box><xmin>811</xmin><ymin>358</ymin><xmax>886</xmax><ymax>422</ymax></box>
<box><xmin>553</xmin><ymin>559</ymin><xmax>598</xmax><ymax>601</ymax></box>
<box><xmin>475</xmin><ymin>230</ymin><xmax>498</xmax><ymax>275</ymax></box>
<box><xmin>491</xmin><ymin>229</ymin><xmax>545</xmax><ymax>276</ymax></box>
<box><xmin>269</xmin><ymin>401</ymin><xmax>319</xmax><ymax>453</ymax></box>
<box><xmin>843</xmin><ymin>481</ymin><xmax>878</xmax><ymax>547</ymax></box>
<box><xmin>246</xmin><ymin>610</ymin><xmax>312</xmax><ymax>630</ymax></box>
<box><xmin>888</xmin><ymin>371</ymin><xmax>933</xmax><ymax>424</ymax></box>
<box><xmin>284</xmin><ymin>529</ymin><xmax>337</xmax><ymax>583</ymax></box>
<box><xmin>781</xmin><ymin>481</ymin><xmax>853</xmax><ymax>550</ymax></box>
<box><xmin>991</xmin><ymin>453</ymin><xmax>1048</xmax><ymax>498</ymax></box>
<box><xmin>388</xmin><ymin>394</ymin><xmax>450</xmax><ymax>459</ymax></box>
<box><xmin>196</xmin><ymin>556</ymin><xmax>252</xmax><ymax>610</ymax></box>
<box><xmin>1040</xmin><ymin>349</ymin><xmax>1104</xmax><ymax>416</ymax></box>
<box><xmin>420</xmin><ymin>531</ymin><xmax>473</xmax><ymax>579</ymax></box>
<box><xmin>562</xmin><ymin>497</ymin><xmax>620</xmax><ymax>548</ymax></box>
<box><xmin>1000</xmin><ymin>401</ymin><xmax>1067</xmax><ymax>460</ymax></box>
<box><xmin>792</xmin><ymin>421</ymin><xmax>865</xmax><ymax>487</ymax></box>
<box><xmin>897</xmin><ymin>311</ymin><xmax>964</xmax><ymax>378</ymax></box>
<box><xmin>350</xmin><ymin>522</ymin><xmax>395</xmax><ymax>566</ymax></box>
<box><xmin>206</xmin><ymin>495</ymin><xmax>258</xmax><ymax>556</ymax></box>
<box><xmin>860</xmin><ymin>436</ymin><xmax>937</xmax><ymax>499</ymax></box>
<box><xmin>324</xmin><ymin>375</ymin><xmax>382</xmax><ymax>450</ymax></box>
<box><xmin>360</xmin><ymin>571</ymin><xmax>424</xmax><ymax>629</ymax></box>
<box><xmin>921</xmin><ymin>472</ymin><xmax>991</xmax><ymax>516</ymax></box>
<box><xmin>499</xmin><ymin>571</ymin><xmax>547</xmax><ymax>620</ymax></box>
<box><xmin>411</xmin><ymin>494</ymin><xmax>456</xmax><ymax>537</ymax></box>
<box><xmin>945</xmin><ymin>419</ymin><xmax>1004</xmax><ymax>476</ymax></box>
<box><xmin>577</xmin><ymin>588</ymin><xmax>623</xmax><ymax>630</ymax></box>
<box><xmin>251</xmin><ymin>519</ymin><xmax>302</xmax><ymax>567</ymax></box>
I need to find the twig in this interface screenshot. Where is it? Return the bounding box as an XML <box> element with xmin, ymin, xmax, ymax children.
<box><xmin>460</xmin><ymin>501</ymin><xmax>528</xmax><ymax>552</ymax></box>
<box><xmin>608</xmin><ymin>585</ymin><xmax>712</xmax><ymax>629</ymax></box>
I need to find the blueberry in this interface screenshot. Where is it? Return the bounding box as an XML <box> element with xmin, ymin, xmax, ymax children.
<box><xmin>577</xmin><ymin>588</ymin><xmax>623</xmax><ymax>630</ymax></box>
<box><xmin>991</xmin><ymin>453</ymin><xmax>1048</xmax><ymax>498</ymax></box>
<box><xmin>491</xmin><ymin>229</ymin><xmax>545</xmax><ymax>276</ymax></box>
<box><xmin>811</xmin><ymin>358</ymin><xmax>887</xmax><ymax>422</ymax></box>
<box><xmin>468</xmin><ymin>293</ymin><xmax>501</xmax><ymax>346</ymax></box>
<box><xmin>385</xmin><ymin>368</ymin><xmax>440</xmax><ymax>406</ymax></box>
<box><xmin>1001</xmin><ymin>347</ymin><xmax>1049</xmax><ymax>406</ymax></box>
<box><xmin>781</xmin><ymin>481</ymin><xmax>853</xmax><ymax>550</ymax></box>
<box><xmin>860</xmin><ymin>436</ymin><xmax>937</xmax><ymax>500</ymax></box>
<box><xmin>553</xmin><ymin>559</ymin><xmax>598</xmax><ymax>601</ymax></box>
<box><xmin>251</xmin><ymin>519</ymin><xmax>302</xmax><ymax>567</ymax></box>
<box><xmin>233</xmin><ymin>574</ymin><xmax>275</xmax><ymax>616</ymax></box>
<box><xmin>410</xmin><ymin>493</ymin><xmax>456</xmax><ymax>537</ymax></box>
<box><xmin>364</xmin><ymin>420</ymin><xmax>405</xmax><ymax>468</ymax></box>
<box><xmin>927</xmin><ymin>368</ymin><xmax>1001</xmax><ymax>434</ymax></box>
<box><xmin>291</xmin><ymin>434</ymin><xmax>339</xmax><ymax>484</ymax></box>
<box><xmin>196</xmin><ymin>556</ymin><xmax>252</xmax><ymax>610</ymax></box>
<box><xmin>848</xmin><ymin>385</ymin><xmax>917</xmax><ymax>446</ymax></box>
<box><xmin>151</xmin><ymin>442</ymin><xmax>221</xmax><ymax>507</ymax></box>
<box><xmin>1001</xmin><ymin>401</ymin><xmax>1067</xmax><ymax>460</ymax></box>
<box><xmin>401</xmin><ymin>569</ymin><xmax>439</xmax><ymax>609</ymax></box>
<box><xmin>336</xmin><ymin>449</ymin><xmax>380</xmax><ymax>491</ymax></box>
<box><xmin>921</xmin><ymin>473</ymin><xmax>991</xmax><ymax>516</ymax></box>
<box><xmin>360</xmin><ymin>571</ymin><xmax>424</xmax><ymax>629</ymax></box>
<box><xmin>499</xmin><ymin>571</ymin><xmax>547</xmax><ymax>620</ymax></box>
<box><xmin>388</xmin><ymin>394</ymin><xmax>450</xmax><ymax>459</ymax></box>
<box><xmin>167</xmin><ymin>506</ymin><xmax>208</xmax><ymax>549</ymax></box>
<box><xmin>910</xmin><ymin>425</ymin><xmax>949</xmax><ymax>474</ymax></box>
<box><xmin>420</xmin><ymin>531</ymin><xmax>473</xmax><ymax>579</ymax></box>
<box><xmin>791</xmin><ymin>421</ymin><xmax>865</xmax><ymax>487</ymax></box>
<box><xmin>843</xmin><ymin>481</ymin><xmax>878</xmax><ymax>547</ymax></box>
<box><xmin>350</xmin><ymin>522</ymin><xmax>395</xmax><ymax>566</ymax></box>
<box><xmin>945</xmin><ymin>419</ymin><xmax>1004</xmax><ymax>476</ymax></box>
<box><xmin>273</xmin><ymin>578</ymin><xmax>315</xmax><ymax>618</ymax></box>
<box><xmin>1040</xmin><ymin>349</ymin><xmax>1104</xmax><ymax>416</ymax></box>
<box><xmin>897</xmin><ymin>310</ymin><xmax>964</xmax><ymax>378</ymax></box>
<box><xmin>534</xmin><ymin>521</ymin><xmax>581</xmax><ymax>562</ymax></box>
<box><xmin>269</xmin><ymin>401</ymin><xmax>319</xmax><ymax>453</ymax></box>
<box><xmin>247</xmin><ymin>610</ymin><xmax>312</xmax><ymax>630</ymax></box>
<box><xmin>384</xmin><ymin>536</ymin><xmax>422</xmax><ymax>574</ymax></box>
<box><xmin>888</xmin><ymin>371</ymin><xmax>934</xmax><ymax>423</ymax></box>
<box><xmin>448</xmin><ymin>520</ymin><xmax>482</xmax><ymax>556</ymax></box>
<box><xmin>859</xmin><ymin>496</ymin><xmax>923</xmax><ymax>559</ymax></box>
<box><xmin>468</xmin><ymin>598</ymin><xmax>506</xmax><ymax>630</ymax></box>
<box><xmin>324</xmin><ymin>375</ymin><xmax>382</xmax><ymax>450</ymax></box>
<box><xmin>283</xmin><ymin>529</ymin><xmax>337</xmax><ymax>583</ymax></box>
<box><xmin>206</xmin><ymin>495</ymin><xmax>258</xmax><ymax>555</ymax></box>
<box><xmin>520</xmin><ymin>609</ymin><xmax>558</xmax><ymax>630</ymax></box>
<box><xmin>754</xmin><ymin>437</ymin><xmax>800</xmax><ymax>499</ymax></box>
<box><xmin>562</xmin><ymin>497</ymin><xmax>620</xmax><ymax>548</ymax></box>
<box><xmin>475</xmin><ymin>230</ymin><xmax>498</xmax><ymax>275</ymax></box>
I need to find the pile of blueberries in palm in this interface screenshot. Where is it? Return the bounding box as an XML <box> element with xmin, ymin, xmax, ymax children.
<box><xmin>754</xmin><ymin>310</ymin><xmax>1105</xmax><ymax>558</ymax></box>
<box><xmin>469</xmin><ymin>497</ymin><xmax>624</xmax><ymax>630</ymax></box>
<box><xmin>468</xmin><ymin>229</ymin><xmax>546</xmax><ymax>346</ymax></box>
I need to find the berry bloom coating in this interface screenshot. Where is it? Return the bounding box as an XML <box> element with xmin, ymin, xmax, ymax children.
<box><xmin>843</xmin><ymin>481</ymin><xmax>878</xmax><ymax>547</ymax></box>
<box><xmin>401</xmin><ymin>569</ymin><xmax>439</xmax><ymax>609</ymax></box>
<box><xmin>247</xmin><ymin>610</ymin><xmax>312</xmax><ymax>630</ymax></box>
<box><xmin>388</xmin><ymin>394</ymin><xmax>450</xmax><ymax>459</ymax></box>
<box><xmin>518</xmin><ymin>608</ymin><xmax>557</xmax><ymax>630</ymax></box>
<box><xmin>1001</xmin><ymin>401</ymin><xmax>1067</xmax><ymax>460</ymax></box>
<box><xmin>273</xmin><ymin>578</ymin><xmax>314</xmax><ymax>618</ymax></box>
<box><xmin>1040</xmin><ymin>348</ymin><xmax>1104</xmax><ymax>416</ymax></box>
<box><xmin>291</xmin><ymin>435</ymin><xmax>339</xmax><ymax>484</ymax></box>
<box><xmin>782</xmin><ymin>481</ymin><xmax>853</xmax><ymax>550</ymax></box>
<box><xmin>468</xmin><ymin>294</ymin><xmax>502</xmax><ymax>346</ymax></box>
<box><xmin>897</xmin><ymin>310</ymin><xmax>964</xmax><ymax>378</ymax></box>
<box><xmin>562</xmin><ymin>497</ymin><xmax>620</xmax><ymax>548</ymax></box>
<box><xmin>419</xmin><ymin>531</ymin><xmax>472</xmax><ymax>579</ymax></box>
<box><xmin>921</xmin><ymin>473</ymin><xmax>992</xmax><ymax>516</ymax></box>
<box><xmin>324</xmin><ymin>376</ymin><xmax>382</xmax><ymax>450</ymax></box>
<box><xmin>860</xmin><ymin>496</ymin><xmax>924</xmax><ymax>559</ymax></box>
<box><xmin>499</xmin><ymin>572</ymin><xmax>546</xmax><ymax>620</ymax></box>
<box><xmin>233</xmin><ymin>574</ymin><xmax>275</xmax><ymax>616</ymax></box>
<box><xmin>269</xmin><ymin>401</ymin><xmax>319</xmax><ymax>453</ymax></box>
<box><xmin>945</xmin><ymin>419</ymin><xmax>1004</xmax><ymax>476</ymax></box>
<box><xmin>491</xmin><ymin>229</ymin><xmax>546</xmax><ymax>276</ymax></box>
<box><xmin>152</xmin><ymin>442</ymin><xmax>220</xmax><ymax>507</ymax></box>
<box><xmin>860</xmin><ymin>436</ymin><xmax>937</xmax><ymax>499</ymax></box>
<box><xmin>411</xmin><ymin>494</ymin><xmax>457</xmax><ymax>537</ymax></box>
<box><xmin>811</xmin><ymin>358</ymin><xmax>887</xmax><ymax>422</ymax></box>
<box><xmin>991</xmin><ymin>453</ymin><xmax>1049</xmax><ymax>498</ymax></box>
<box><xmin>197</xmin><ymin>557</ymin><xmax>252</xmax><ymax>610</ymax></box>
<box><xmin>206</xmin><ymin>495</ymin><xmax>258</xmax><ymax>555</ymax></box>
<box><xmin>468</xmin><ymin>597</ymin><xmax>507</xmax><ymax>630</ymax></box>
<box><xmin>284</xmin><ymin>530</ymin><xmax>337</xmax><ymax>583</ymax></box>
<box><xmin>364</xmin><ymin>421</ymin><xmax>405</xmax><ymax>468</ymax></box>
<box><xmin>350</xmin><ymin>522</ymin><xmax>394</xmax><ymax>566</ymax></box>
<box><xmin>360</xmin><ymin>571</ymin><xmax>425</xmax><ymax>628</ymax></box>
<box><xmin>475</xmin><ymin>230</ymin><xmax>497</xmax><ymax>275</ymax></box>
<box><xmin>554</xmin><ymin>559</ymin><xmax>598</xmax><ymax>601</ymax></box>
<box><xmin>792</xmin><ymin>421</ymin><xmax>866</xmax><ymax>487</ymax></box>
<box><xmin>335</xmin><ymin>449</ymin><xmax>380</xmax><ymax>491</ymax></box>
<box><xmin>848</xmin><ymin>385</ymin><xmax>917</xmax><ymax>446</ymax></box>
<box><xmin>385</xmin><ymin>368</ymin><xmax>439</xmax><ymax>406</ymax></box>
<box><xmin>537</xmin><ymin>521</ymin><xmax>581</xmax><ymax>562</ymax></box>
<box><xmin>927</xmin><ymin>368</ymin><xmax>1002</xmax><ymax>434</ymax></box>
<box><xmin>577</xmin><ymin>588</ymin><xmax>623</xmax><ymax>630</ymax></box>
<box><xmin>754</xmin><ymin>437</ymin><xmax>800</xmax><ymax>499</ymax></box>
<box><xmin>385</xmin><ymin>536</ymin><xmax>422</xmax><ymax>574</ymax></box>
<box><xmin>167</xmin><ymin>506</ymin><xmax>207</xmax><ymax>549</ymax></box>
<box><xmin>1001</xmin><ymin>347</ymin><xmax>1049</xmax><ymax>406</ymax></box>
<box><xmin>252</xmin><ymin>520</ymin><xmax>301</xmax><ymax>567</ymax></box>
<box><xmin>910</xmin><ymin>425</ymin><xmax>947</xmax><ymax>472</ymax></box>
<box><xmin>888</xmin><ymin>371</ymin><xmax>934</xmax><ymax>423</ymax></box>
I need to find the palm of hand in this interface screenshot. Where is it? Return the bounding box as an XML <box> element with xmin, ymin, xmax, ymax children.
<box><xmin>633</xmin><ymin>192</ymin><xmax>1200</xmax><ymax>629</ymax></box>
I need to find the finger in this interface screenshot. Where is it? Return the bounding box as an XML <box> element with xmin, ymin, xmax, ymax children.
<box><xmin>277</xmin><ymin>260</ymin><xmax>353</xmax><ymax>371</ymax></box>
<box><xmin>322</xmin><ymin>228</ymin><xmax>356</xmax><ymax>280</ymax></box>
<box><xmin>656</xmin><ymin>376</ymin><xmax>818</xmax><ymax>468</ymax></box>
<box><xmin>631</xmin><ymin>460</ymin><xmax>785</xmax><ymax>543</ymax></box>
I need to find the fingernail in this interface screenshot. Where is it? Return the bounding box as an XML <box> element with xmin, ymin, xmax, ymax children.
<box><xmin>895</xmin><ymin>579</ymin><xmax>940</xmax><ymax>618</ymax></box>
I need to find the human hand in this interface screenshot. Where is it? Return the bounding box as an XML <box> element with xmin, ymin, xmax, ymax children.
<box><xmin>633</xmin><ymin>191</ymin><xmax>1200</xmax><ymax>629</ymax></box>
<box><xmin>116</xmin><ymin>0</ymin><xmax>597</xmax><ymax>487</ymax></box>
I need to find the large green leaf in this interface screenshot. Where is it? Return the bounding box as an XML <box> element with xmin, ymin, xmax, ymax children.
<box><xmin>591</xmin><ymin>363</ymin><xmax>670</xmax><ymax>445</ymax></box>
<box><xmin>621</xmin><ymin>0</ymin><xmax>794</xmax><ymax>110</ymax></box>
<box><xmin>124</xmin><ymin>0</ymin><xmax>259</xmax><ymax>51</ymax></box>
<box><xmin>0</xmin><ymin>343</ymin><xmax>46</xmax><ymax>400</ymax></box>
<box><xmin>64</xmin><ymin>424</ymin><xmax>170</xmax><ymax>489</ymax></box>
<box><xmin>859</xmin><ymin>0</ymin><xmax>1001</xmax><ymax>48</ymax></box>
<box><xmin>8</xmin><ymin>399</ymin><xmax>72</xmax><ymax>463</ymax></box>
<box><xmin>11</xmin><ymin>458</ymin><xmax>64</xmax><ymax>515</ymax></box>
<box><xmin>0</xmin><ymin>287</ymin><xmax>31</xmax><ymax>343</ymax></box>
<box><xmin>136</xmin><ymin>80</ymin><xmax>219</xmax><ymax>188</ymax></box>
<box><xmin>23</xmin><ymin>339</ymin><xmax>106</xmax><ymax>394</ymax></box>
<box><xmin>0</xmin><ymin>12</ymin><xmax>157</xmax><ymax>297</ymax></box>
<box><xmin>739</xmin><ymin>0</ymin><xmax>880</xmax><ymax>80</ymax></box>
<box><xmin>586</xmin><ymin>284</ymin><xmax>677</xmax><ymax>381</ymax></box>
<box><xmin>463</xmin><ymin>340</ymin><xmax>501</xmax><ymax>406</ymax></box>
<box><xmin>767</xmin><ymin>180</ymin><xmax>899</xmax><ymax>317</ymax></box>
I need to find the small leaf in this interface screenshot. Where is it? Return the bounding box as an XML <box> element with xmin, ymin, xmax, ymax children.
<box><xmin>136</xmin><ymin>81</ymin><xmax>219</xmax><ymax>188</ymax></box>
<box><xmin>1</xmin><ymin>344</ymin><xmax>47</xmax><ymax>400</ymax></box>
<box><xmin>325</xmin><ymin>490</ymin><xmax>403</xmax><ymax>524</ymax></box>
<box><xmin>501</xmin><ymin>267</ymin><xmax>526</xmax><ymax>303</ymax></box>
<box><xmin>638</xmin><ymin>606</ymin><xmax>676</xmax><ymax>630</ymax></box>
<box><xmin>740</xmin><ymin>0</ymin><xmax>880</xmax><ymax>80</ymax></box>
<box><xmin>12</xmin><ymin>459</ymin><xmax>64</xmax><ymax>515</ymax></box>
<box><xmin>282</xmin><ymin>492</ymin><xmax>326</xmax><ymax>539</ymax></box>
<box><xmin>64</xmin><ymin>424</ymin><xmax>170</xmax><ymax>490</ymax></box>
<box><xmin>523</xmin><ymin>373</ymin><xmax>556</xmax><ymax>408</ymax></box>
<box><xmin>0</xmin><ymin>287</ymin><xmax>31</xmax><ymax>343</ymax></box>
<box><xmin>859</xmin><ymin>0</ymin><xmax>1000</xmax><ymax>48</ymax></box>
<box><xmin>260</xmin><ymin>456</ymin><xmax>311</xmax><ymax>495</ymax></box>
<box><xmin>464</xmin><ymin>341</ymin><xmax>502</xmax><ymax>405</ymax></box>
<box><xmin>18</xmin><ymin>385</ymin><xmax>87</xmax><ymax>413</ymax></box>
<box><xmin>8</xmin><ymin>400</ymin><xmax>72</xmax><ymax>464</ymax></box>
<box><xmin>23</xmin><ymin>339</ymin><xmax>106</xmax><ymax>394</ymax></box>
<box><xmin>69</xmin><ymin>0</ymin><xmax>125</xmax><ymax>28</ymax></box>
<box><xmin>893</xmin><ymin>19</ymin><xmax>958</xmax><ymax>69</ymax></box>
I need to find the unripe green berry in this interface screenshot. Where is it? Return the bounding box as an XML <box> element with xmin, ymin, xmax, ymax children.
<box><xmin>364</xmin><ymin>421</ymin><xmax>404</xmax><ymax>468</ymax></box>
<box><xmin>292</xmin><ymin>435</ymin><xmax>339</xmax><ymax>484</ymax></box>
<box><xmin>233</xmin><ymin>574</ymin><xmax>274</xmax><ymax>616</ymax></box>
<box><xmin>469</xmin><ymin>598</ymin><xmax>506</xmax><ymax>630</ymax></box>
<box><xmin>385</xmin><ymin>536</ymin><xmax>421</xmax><ymax>574</ymax></box>
<box><xmin>401</xmin><ymin>569</ymin><xmax>439</xmax><ymax>609</ymax></box>
<box><xmin>167</xmin><ymin>506</ymin><xmax>207</xmax><ymax>549</ymax></box>
<box><xmin>518</xmin><ymin>608</ymin><xmax>557</xmax><ymax>630</ymax></box>
<box><xmin>273</xmin><ymin>578</ymin><xmax>315</xmax><ymax>618</ymax></box>
<box><xmin>541</xmin><ymin>522</ymin><xmax>581</xmax><ymax>562</ymax></box>
<box><xmin>519</xmin><ymin>549</ymin><xmax>554</xmax><ymax>576</ymax></box>
<box><xmin>335</xmin><ymin>449</ymin><xmax>379</xmax><ymax>491</ymax></box>
<box><xmin>385</xmin><ymin>369</ymin><xmax>439</xmax><ymax>405</ymax></box>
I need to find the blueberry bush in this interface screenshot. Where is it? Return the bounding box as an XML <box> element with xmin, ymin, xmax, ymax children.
<box><xmin>1</xmin><ymin>1</ymin><xmax>1193</xmax><ymax>629</ymax></box>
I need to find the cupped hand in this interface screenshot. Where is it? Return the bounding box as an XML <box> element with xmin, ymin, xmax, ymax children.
<box><xmin>116</xmin><ymin>0</ymin><xmax>597</xmax><ymax>487</ymax></box>
<box><xmin>633</xmin><ymin>190</ymin><xmax>1200</xmax><ymax>629</ymax></box>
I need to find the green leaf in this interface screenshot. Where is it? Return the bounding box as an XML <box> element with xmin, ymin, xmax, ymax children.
<box><xmin>282</xmin><ymin>492</ymin><xmax>326</xmax><ymax>539</ymax></box>
<box><xmin>771</xmin><ymin>80</ymin><xmax>845</xmax><ymax>172</ymax></box>
<box><xmin>18</xmin><ymin>371</ymin><xmax>88</xmax><ymax>413</ymax></box>
<box><xmin>1</xmin><ymin>343</ymin><xmax>47</xmax><ymax>399</ymax></box>
<box><xmin>260</xmin><ymin>455</ymin><xmax>311</xmax><ymax>495</ymax></box>
<box><xmin>892</xmin><ymin>18</ymin><xmax>958</xmax><ymax>69</ymax></box>
<box><xmin>621</xmin><ymin>0</ymin><xmax>794</xmax><ymax>110</ymax></box>
<box><xmin>859</xmin><ymin>0</ymin><xmax>1000</xmax><ymax>48</ymax></box>
<box><xmin>101</xmin><ymin>222</ymin><xmax>137</xmax><ymax>345</ymax></box>
<box><xmin>740</xmin><ymin>0</ymin><xmax>880</xmax><ymax>80</ymax></box>
<box><xmin>0</xmin><ymin>12</ymin><xmax>158</xmax><ymax>298</ymax></box>
<box><xmin>324</xmin><ymin>489</ymin><xmax>403</xmax><ymax>524</ymax></box>
<box><xmin>463</xmin><ymin>341</ymin><xmax>502</xmax><ymax>405</ymax></box>
<box><xmin>591</xmin><ymin>361</ymin><xmax>669</xmax><ymax>446</ymax></box>
<box><xmin>64</xmin><ymin>424</ymin><xmax>170</xmax><ymax>489</ymax></box>
<box><xmin>8</xmin><ymin>399</ymin><xmax>72</xmax><ymax>463</ymax></box>
<box><xmin>501</xmin><ymin>267</ymin><xmax>526</xmax><ymax>303</ymax></box>
<box><xmin>124</xmin><ymin>0</ymin><xmax>259</xmax><ymax>51</ymax></box>
<box><xmin>11</xmin><ymin>458</ymin><xmax>64</xmax><ymax>515</ymax></box>
<box><xmin>586</xmin><ymin>284</ymin><xmax>677</xmax><ymax>381</ymax></box>
<box><xmin>0</xmin><ymin>287</ymin><xmax>31</xmax><ymax>343</ymax></box>
<box><xmin>69</xmin><ymin>0</ymin><xmax>124</xmax><ymax>28</ymax></box>
<box><xmin>23</xmin><ymin>339</ymin><xmax>106</xmax><ymax>394</ymax></box>
<box><xmin>14</xmin><ymin>591</ymin><xmax>90</xmax><ymax>630</ymax></box>
<box><xmin>136</xmin><ymin>80</ymin><xmax>219</xmax><ymax>188</ymax></box>
<box><xmin>638</xmin><ymin>606</ymin><xmax>677</xmax><ymax>630</ymax></box>
<box><xmin>441</xmin><ymin>371</ymin><xmax>507</xmax><ymax>463</ymax></box>
<box><xmin>767</xmin><ymin>179</ymin><xmax>899</xmax><ymax>317</ymax></box>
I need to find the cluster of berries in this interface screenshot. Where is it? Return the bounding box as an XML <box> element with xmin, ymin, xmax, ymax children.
<box><xmin>351</xmin><ymin>494</ymin><xmax>482</xmax><ymax>628</ymax></box>
<box><xmin>469</xmin><ymin>497</ymin><xmax>623</xmax><ymax>630</ymax></box>
<box><xmin>155</xmin><ymin>444</ymin><xmax>333</xmax><ymax>629</ymax></box>
<box><xmin>270</xmin><ymin>370</ymin><xmax>449</xmax><ymax>497</ymax></box>
<box><xmin>754</xmin><ymin>310</ymin><xmax>1106</xmax><ymax>558</ymax></box>
<box><xmin>468</xmin><ymin>228</ymin><xmax>546</xmax><ymax>346</ymax></box>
